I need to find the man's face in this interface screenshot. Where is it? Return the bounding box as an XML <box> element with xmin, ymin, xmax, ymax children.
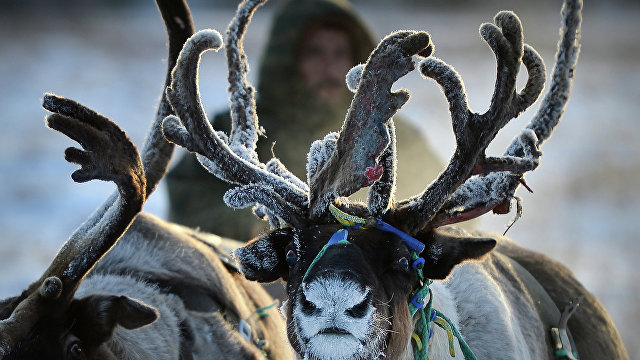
<box><xmin>298</xmin><ymin>28</ymin><xmax>354</xmax><ymax>105</ymax></box>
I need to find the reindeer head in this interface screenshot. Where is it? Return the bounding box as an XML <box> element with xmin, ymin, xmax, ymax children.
<box><xmin>0</xmin><ymin>1</ymin><xmax>196</xmax><ymax>358</ymax></box>
<box><xmin>0</xmin><ymin>94</ymin><xmax>154</xmax><ymax>360</ymax></box>
<box><xmin>164</xmin><ymin>0</ymin><xmax>581</xmax><ymax>358</ymax></box>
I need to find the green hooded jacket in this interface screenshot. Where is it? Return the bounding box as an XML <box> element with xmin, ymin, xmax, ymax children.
<box><xmin>165</xmin><ymin>0</ymin><xmax>443</xmax><ymax>240</ymax></box>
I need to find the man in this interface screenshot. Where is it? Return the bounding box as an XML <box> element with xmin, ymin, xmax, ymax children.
<box><xmin>166</xmin><ymin>0</ymin><xmax>443</xmax><ymax>240</ymax></box>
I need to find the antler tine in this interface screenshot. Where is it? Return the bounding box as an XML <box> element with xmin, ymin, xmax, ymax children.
<box><xmin>224</xmin><ymin>185</ymin><xmax>308</xmax><ymax>228</ymax></box>
<box><xmin>343</xmin><ymin>64</ymin><xmax>401</xmax><ymax>216</ymax></box>
<box><xmin>410</xmin><ymin>0</ymin><xmax>581</xmax><ymax>230</ymax></box>
<box><xmin>42</xmin><ymin>94</ymin><xmax>146</xmax><ymax>293</ymax></box>
<box><xmin>225</xmin><ymin>0</ymin><xmax>310</xmax><ymax>226</ymax></box>
<box><xmin>367</xmin><ymin>121</ymin><xmax>397</xmax><ymax>216</ymax></box>
<box><xmin>387</xmin><ymin>11</ymin><xmax>546</xmax><ymax>234</ymax></box>
<box><xmin>162</xmin><ymin>1</ymin><xmax>309</xmax><ymax>227</ymax></box>
<box><xmin>141</xmin><ymin>0</ymin><xmax>195</xmax><ymax>197</ymax></box>
<box><xmin>162</xmin><ymin>29</ymin><xmax>225</xmax><ymax>155</ymax></box>
<box><xmin>526</xmin><ymin>0</ymin><xmax>581</xmax><ymax>145</ymax></box>
<box><xmin>309</xmin><ymin>31</ymin><xmax>433</xmax><ymax>218</ymax></box>
<box><xmin>225</xmin><ymin>0</ymin><xmax>266</xmax><ymax>163</ymax></box>
<box><xmin>0</xmin><ymin>94</ymin><xmax>146</xmax><ymax>354</ymax></box>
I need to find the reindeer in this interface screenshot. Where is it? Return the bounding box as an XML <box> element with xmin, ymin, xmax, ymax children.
<box><xmin>0</xmin><ymin>1</ymin><xmax>294</xmax><ymax>359</ymax></box>
<box><xmin>160</xmin><ymin>0</ymin><xmax>628</xmax><ymax>359</ymax></box>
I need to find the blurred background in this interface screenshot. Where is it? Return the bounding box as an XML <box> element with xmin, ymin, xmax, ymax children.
<box><xmin>1</xmin><ymin>0</ymin><xmax>638</xmax><ymax>357</ymax></box>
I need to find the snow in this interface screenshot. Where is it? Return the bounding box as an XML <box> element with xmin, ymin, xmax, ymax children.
<box><xmin>0</xmin><ymin>2</ymin><xmax>639</xmax><ymax>358</ymax></box>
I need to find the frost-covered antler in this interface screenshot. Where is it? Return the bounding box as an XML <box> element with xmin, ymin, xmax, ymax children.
<box><xmin>162</xmin><ymin>0</ymin><xmax>311</xmax><ymax>228</ymax></box>
<box><xmin>163</xmin><ymin>1</ymin><xmax>432</xmax><ymax>227</ymax></box>
<box><xmin>0</xmin><ymin>95</ymin><xmax>146</xmax><ymax>355</ymax></box>
<box><xmin>308</xmin><ymin>31</ymin><xmax>433</xmax><ymax>218</ymax></box>
<box><xmin>382</xmin><ymin>0</ymin><xmax>581</xmax><ymax>235</ymax></box>
<box><xmin>163</xmin><ymin>0</ymin><xmax>579</xmax><ymax>236</ymax></box>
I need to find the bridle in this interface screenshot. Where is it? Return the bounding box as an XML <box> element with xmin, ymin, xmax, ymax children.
<box><xmin>301</xmin><ymin>204</ymin><xmax>478</xmax><ymax>360</ymax></box>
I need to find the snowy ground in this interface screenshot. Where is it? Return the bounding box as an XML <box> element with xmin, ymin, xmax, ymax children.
<box><xmin>1</xmin><ymin>1</ymin><xmax>638</xmax><ymax>357</ymax></box>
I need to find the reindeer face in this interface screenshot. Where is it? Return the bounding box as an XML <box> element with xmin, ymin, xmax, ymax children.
<box><xmin>235</xmin><ymin>225</ymin><xmax>497</xmax><ymax>359</ymax></box>
<box><xmin>1</xmin><ymin>294</ymin><xmax>157</xmax><ymax>360</ymax></box>
<box><xmin>236</xmin><ymin>225</ymin><xmax>419</xmax><ymax>359</ymax></box>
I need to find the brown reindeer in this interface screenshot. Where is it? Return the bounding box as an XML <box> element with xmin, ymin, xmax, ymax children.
<box><xmin>162</xmin><ymin>0</ymin><xmax>628</xmax><ymax>359</ymax></box>
<box><xmin>0</xmin><ymin>1</ymin><xmax>293</xmax><ymax>359</ymax></box>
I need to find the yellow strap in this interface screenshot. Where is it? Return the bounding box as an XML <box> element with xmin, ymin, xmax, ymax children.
<box><xmin>329</xmin><ymin>204</ymin><xmax>368</xmax><ymax>228</ymax></box>
<box><xmin>411</xmin><ymin>333</ymin><xmax>423</xmax><ymax>351</ymax></box>
<box><xmin>434</xmin><ymin>315</ymin><xmax>456</xmax><ymax>357</ymax></box>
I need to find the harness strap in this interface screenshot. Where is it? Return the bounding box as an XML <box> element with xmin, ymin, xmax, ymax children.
<box><xmin>494</xmin><ymin>252</ymin><xmax>580</xmax><ymax>359</ymax></box>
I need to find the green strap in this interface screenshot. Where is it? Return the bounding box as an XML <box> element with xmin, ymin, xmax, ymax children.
<box><xmin>413</xmin><ymin>308</ymin><xmax>430</xmax><ymax>360</ymax></box>
<box><xmin>255</xmin><ymin>301</ymin><xmax>277</xmax><ymax>318</ymax></box>
<box><xmin>408</xmin><ymin>249</ymin><xmax>477</xmax><ymax>360</ymax></box>
<box><xmin>302</xmin><ymin>229</ymin><xmax>350</xmax><ymax>283</ymax></box>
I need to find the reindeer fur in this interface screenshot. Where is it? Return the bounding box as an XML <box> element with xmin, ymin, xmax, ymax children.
<box><xmin>83</xmin><ymin>212</ymin><xmax>293</xmax><ymax>360</ymax></box>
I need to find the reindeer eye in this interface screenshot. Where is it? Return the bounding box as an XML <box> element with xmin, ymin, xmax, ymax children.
<box><xmin>398</xmin><ymin>257</ymin><xmax>409</xmax><ymax>272</ymax></box>
<box><xmin>286</xmin><ymin>249</ymin><xmax>297</xmax><ymax>266</ymax></box>
<box><xmin>68</xmin><ymin>341</ymin><xmax>86</xmax><ymax>360</ymax></box>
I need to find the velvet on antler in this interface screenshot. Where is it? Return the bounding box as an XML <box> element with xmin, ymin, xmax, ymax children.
<box><xmin>141</xmin><ymin>0</ymin><xmax>195</xmax><ymax>196</ymax></box>
<box><xmin>308</xmin><ymin>31</ymin><xmax>433</xmax><ymax>218</ymax></box>
<box><xmin>163</xmin><ymin>0</ymin><xmax>580</xmax><ymax>242</ymax></box>
<box><xmin>383</xmin><ymin>11</ymin><xmax>548</xmax><ymax>234</ymax></box>
<box><xmin>162</xmin><ymin>0</ymin><xmax>310</xmax><ymax>228</ymax></box>
<box><xmin>416</xmin><ymin>0</ymin><xmax>582</xmax><ymax>232</ymax></box>
<box><xmin>0</xmin><ymin>1</ymin><xmax>194</xmax><ymax>353</ymax></box>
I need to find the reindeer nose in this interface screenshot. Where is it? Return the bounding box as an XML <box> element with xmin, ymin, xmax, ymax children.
<box><xmin>299</xmin><ymin>291</ymin><xmax>321</xmax><ymax>316</ymax></box>
<box><xmin>345</xmin><ymin>292</ymin><xmax>372</xmax><ymax>318</ymax></box>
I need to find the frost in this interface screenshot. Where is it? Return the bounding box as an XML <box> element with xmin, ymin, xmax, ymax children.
<box><xmin>224</xmin><ymin>185</ymin><xmax>306</xmax><ymax>228</ymax></box>
<box><xmin>161</xmin><ymin>115</ymin><xmax>190</xmax><ymax>150</ymax></box>
<box><xmin>196</xmin><ymin>153</ymin><xmax>233</xmax><ymax>183</ymax></box>
<box><xmin>267</xmin><ymin>158</ymin><xmax>309</xmax><ymax>193</ymax></box>
<box><xmin>346</xmin><ymin>64</ymin><xmax>364</xmax><ymax>93</ymax></box>
<box><xmin>306</xmin><ymin>132</ymin><xmax>338</xmax><ymax>185</ymax></box>
<box><xmin>173</xmin><ymin>29</ymin><xmax>223</xmax><ymax>67</ymax></box>
<box><xmin>225</xmin><ymin>0</ymin><xmax>266</xmax><ymax>167</ymax></box>
<box><xmin>234</xmin><ymin>236</ymin><xmax>280</xmax><ymax>276</ymax></box>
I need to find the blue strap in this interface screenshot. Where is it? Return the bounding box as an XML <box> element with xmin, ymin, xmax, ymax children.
<box><xmin>327</xmin><ymin>228</ymin><xmax>348</xmax><ymax>245</ymax></box>
<box><xmin>375</xmin><ymin>219</ymin><xmax>425</xmax><ymax>253</ymax></box>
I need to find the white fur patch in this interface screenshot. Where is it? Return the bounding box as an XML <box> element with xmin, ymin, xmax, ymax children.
<box><xmin>292</xmin><ymin>274</ymin><xmax>384</xmax><ymax>360</ymax></box>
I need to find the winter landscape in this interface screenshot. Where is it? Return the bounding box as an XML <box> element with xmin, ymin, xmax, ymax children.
<box><xmin>0</xmin><ymin>1</ymin><xmax>638</xmax><ymax>357</ymax></box>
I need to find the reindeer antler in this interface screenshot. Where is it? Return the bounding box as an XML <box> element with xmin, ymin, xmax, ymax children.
<box><xmin>0</xmin><ymin>1</ymin><xmax>193</xmax><ymax>352</ymax></box>
<box><xmin>163</xmin><ymin>1</ymin><xmax>432</xmax><ymax>228</ymax></box>
<box><xmin>141</xmin><ymin>0</ymin><xmax>195</xmax><ymax>196</ymax></box>
<box><xmin>163</xmin><ymin>0</ymin><xmax>578</xmax><ymax>239</ymax></box>
<box><xmin>418</xmin><ymin>0</ymin><xmax>582</xmax><ymax>231</ymax></box>
<box><xmin>308</xmin><ymin>31</ymin><xmax>433</xmax><ymax>218</ymax></box>
<box><xmin>0</xmin><ymin>94</ymin><xmax>146</xmax><ymax>355</ymax></box>
<box><xmin>380</xmin><ymin>11</ymin><xmax>549</xmax><ymax>234</ymax></box>
<box><xmin>163</xmin><ymin>0</ymin><xmax>311</xmax><ymax>228</ymax></box>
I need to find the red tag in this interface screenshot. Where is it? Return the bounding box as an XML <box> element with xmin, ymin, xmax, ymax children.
<box><xmin>363</xmin><ymin>164</ymin><xmax>384</xmax><ymax>185</ymax></box>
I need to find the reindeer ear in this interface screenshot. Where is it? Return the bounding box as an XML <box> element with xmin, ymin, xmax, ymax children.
<box><xmin>234</xmin><ymin>229</ymin><xmax>293</xmax><ymax>282</ymax></box>
<box><xmin>71</xmin><ymin>294</ymin><xmax>158</xmax><ymax>345</ymax></box>
<box><xmin>415</xmin><ymin>229</ymin><xmax>496</xmax><ymax>280</ymax></box>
